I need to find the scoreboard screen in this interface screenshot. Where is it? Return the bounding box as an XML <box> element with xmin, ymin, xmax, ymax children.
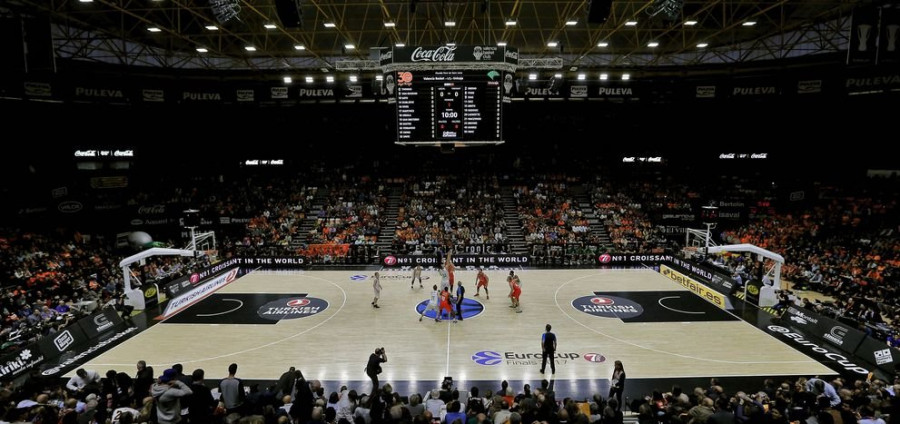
<box><xmin>394</xmin><ymin>69</ymin><xmax>503</xmax><ymax>144</ymax></box>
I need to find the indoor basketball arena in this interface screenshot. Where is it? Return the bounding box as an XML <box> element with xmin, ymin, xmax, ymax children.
<box><xmin>1</xmin><ymin>1</ymin><xmax>898</xmax><ymax>424</ymax></box>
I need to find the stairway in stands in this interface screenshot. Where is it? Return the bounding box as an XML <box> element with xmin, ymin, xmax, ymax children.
<box><xmin>571</xmin><ymin>184</ymin><xmax>614</xmax><ymax>250</ymax></box>
<box><xmin>295</xmin><ymin>188</ymin><xmax>328</xmax><ymax>249</ymax></box>
<box><xmin>500</xmin><ymin>189</ymin><xmax>530</xmax><ymax>255</ymax></box>
<box><xmin>375</xmin><ymin>186</ymin><xmax>403</xmax><ymax>253</ymax></box>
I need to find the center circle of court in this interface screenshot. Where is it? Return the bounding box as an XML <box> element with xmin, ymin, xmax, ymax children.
<box><xmin>415</xmin><ymin>297</ymin><xmax>484</xmax><ymax>320</ymax></box>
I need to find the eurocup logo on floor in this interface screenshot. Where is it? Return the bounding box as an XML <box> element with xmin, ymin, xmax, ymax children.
<box><xmin>471</xmin><ymin>350</ymin><xmax>605</xmax><ymax>366</ymax></box>
<box><xmin>257</xmin><ymin>296</ymin><xmax>328</xmax><ymax>321</ymax></box>
<box><xmin>472</xmin><ymin>351</ymin><xmax>503</xmax><ymax>365</ymax></box>
<box><xmin>350</xmin><ymin>275</ymin><xmax>368</xmax><ymax>281</ymax></box>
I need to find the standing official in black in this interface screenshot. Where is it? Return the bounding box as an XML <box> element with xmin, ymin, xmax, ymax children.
<box><xmin>540</xmin><ymin>324</ymin><xmax>557</xmax><ymax>374</ymax></box>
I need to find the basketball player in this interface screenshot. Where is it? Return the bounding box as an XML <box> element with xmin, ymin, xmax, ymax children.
<box><xmin>438</xmin><ymin>267</ymin><xmax>450</xmax><ymax>293</ymax></box>
<box><xmin>446</xmin><ymin>252</ymin><xmax>456</xmax><ymax>292</ymax></box>
<box><xmin>507</xmin><ymin>271</ymin><xmax>517</xmax><ymax>308</ymax></box>
<box><xmin>474</xmin><ymin>267</ymin><xmax>489</xmax><ymax>299</ymax></box>
<box><xmin>510</xmin><ymin>274</ymin><xmax>522</xmax><ymax>313</ymax></box>
<box><xmin>440</xmin><ymin>287</ymin><xmax>454</xmax><ymax>322</ymax></box>
<box><xmin>372</xmin><ymin>272</ymin><xmax>381</xmax><ymax>308</ymax></box>
<box><xmin>411</xmin><ymin>265</ymin><xmax>423</xmax><ymax>289</ymax></box>
<box><xmin>420</xmin><ymin>285</ymin><xmax>441</xmax><ymax>322</ymax></box>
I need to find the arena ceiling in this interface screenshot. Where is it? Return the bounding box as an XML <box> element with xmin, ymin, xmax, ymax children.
<box><xmin>6</xmin><ymin>0</ymin><xmax>864</xmax><ymax>70</ymax></box>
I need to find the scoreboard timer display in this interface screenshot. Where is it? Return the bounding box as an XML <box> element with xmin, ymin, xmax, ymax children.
<box><xmin>394</xmin><ymin>69</ymin><xmax>503</xmax><ymax>144</ymax></box>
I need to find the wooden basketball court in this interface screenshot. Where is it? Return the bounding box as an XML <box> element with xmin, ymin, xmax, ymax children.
<box><xmin>73</xmin><ymin>268</ymin><xmax>833</xmax><ymax>398</ymax></box>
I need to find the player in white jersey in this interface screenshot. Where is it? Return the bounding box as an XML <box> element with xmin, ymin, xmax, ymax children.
<box><xmin>419</xmin><ymin>284</ymin><xmax>441</xmax><ymax>322</ymax></box>
<box><xmin>438</xmin><ymin>268</ymin><xmax>450</xmax><ymax>293</ymax></box>
<box><xmin>411</xmin><ymin>265</ymin><xmax>423</xmax><ymax>288</ymax></box>
<box><xmin>372</xmin><ymin>272</ymin><xmax>382</xmax><ymax>308</ymax></box>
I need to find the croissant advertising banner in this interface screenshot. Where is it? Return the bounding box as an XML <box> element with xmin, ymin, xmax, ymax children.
<box><xmin>380</xmin><ymin>254</ymin><xmax>529</xmax><ymax>267</ymax></box>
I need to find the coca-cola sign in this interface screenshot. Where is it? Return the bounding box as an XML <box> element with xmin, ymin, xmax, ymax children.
<box><xmin>411</xmin><ymin>46</ymin><xmax>457</xmax><ymax>62</ymax></box>
<box><xmin>138</xmin><ymin>205</ymin><xmax>166</xmax><ymax>215</ymax></box>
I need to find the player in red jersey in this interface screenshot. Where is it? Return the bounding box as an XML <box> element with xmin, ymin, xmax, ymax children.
<box><xmin>474</xmin><ymin>267</ymin><xmax>489</xmax><ymax>299</ymax></box>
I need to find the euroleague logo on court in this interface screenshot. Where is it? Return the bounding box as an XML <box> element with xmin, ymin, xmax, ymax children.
<box><xmin>257</xmin><ymin>296</ymin><xmax>329</xmax><ymax>321</ymax></box>
<box><xmin>383</xmin><ymin>256</ymin><xmax>398</xmax><ymax>266</ymax></box>
<box><xmin>471</xmin><ymin>350</ymin><xmax>605</xmax><ymax>366</ymax></box>
<box><xmin>572</xmin><ymin>294</ymin><xmax>644</xmax><ymax>319</ymax></box>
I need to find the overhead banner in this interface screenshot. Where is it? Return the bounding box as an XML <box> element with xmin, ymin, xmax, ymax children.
<box><xmin>848</xmin><ymin>7</ymin><xmax>878</xmax><ymax>65</ymax></box>
<box><xmin>380</xmin><ymin>45</ymin><xmax>518</xmax><ymax>66</ymax></box>
<box><xmin>879</xmin><ymin>8</ymin><xmax>900</xmax><ymax>64</ymax></box>
<box><xmin>379</xmin><ymin>254</ymin><xmax>530</xmax><ymax>268</ymax></box>
<box><xmin>730</xmin><ymin>79</ymin><xmax>781</xmax><ymax>98</ymax></box>
<box><xmin>69</xmin><ymin>85</ymin><xmax>130</xmax><ymax>104</ymax></box>
<box><xmin>568</xmin><ymin>84</ymin><xmax>640</xmax><ymax>100</ymax></box>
